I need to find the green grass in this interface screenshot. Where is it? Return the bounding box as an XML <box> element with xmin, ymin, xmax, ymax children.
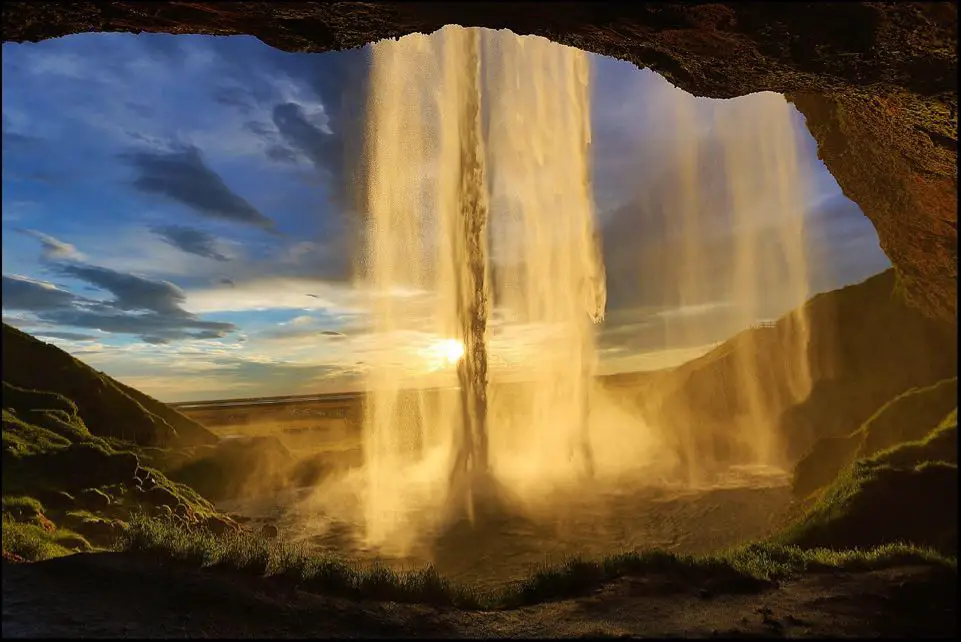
<box><xmin>792</xmin><ymin>379</ymin><xmax>957</xmax><ymax>497</ymax></box>
<box><xmin>116</xmin><ymin>515</ymin><xmax>956</xmax><ymax>610</ymax></box>
<box><xmin>868</xmin><ymin>420</ymin><xmax>957</xmax><ymax>470</ymax></box>
<box><xmin>856</xmin><ymin>378</ymin><xmax>957</xmax><ymax>457</ymax></box>
<box><xmin>779</xmin><ymin>455</ymin><xmax>958</xmax><ymax>553</ymax></box>
<box><xmin>2</xmin><ymin>407</ymin><xmax>72</xmax><ymax>457</ymax></box>
<box><xmin>120</xmin><ymin>514</ymin><xmax>483</xmax><ymax>607</ymax></box>
<box><xmin>1</xmin><ymin>514</ymin><xmax>92</xmax><ymax>561</ymax></box>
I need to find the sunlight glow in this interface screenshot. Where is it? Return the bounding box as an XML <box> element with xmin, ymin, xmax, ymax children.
<box><xmin>435</xmin><ymin>338</ymin><xmax>465</xmax><ymax>366</ymax></box>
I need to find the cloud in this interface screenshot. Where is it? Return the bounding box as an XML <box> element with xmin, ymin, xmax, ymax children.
<box><xmin>3</xmin><ymin>256</ymin><xmax>238</xmax><ymax>344</ymax></box>
<box><xmin>125</xmin><ymin>144</ymin><xmax>276</xmax><ymax>230</ymax></box>
<box><xmin>212</xmin><ymin>86</ymin><xmax>254</xmax><ymax>113</ymax></box>
<box><xmin>259</xmin><ymin>313</ymin><xmax>351</xmax><ymax>341</ymax></box>
<box><xmin>15</xmin><ymin>228</ymin><xmax>84</xmax><ymax>261</ymax></box>
<box><xmin>1</xmin><ymin>274</ymin><xmax>80</xmax><ymax>311</ymax></box>
<box><xmin>38</xmin><ymin>307</ymin><xmax>235</xmax><ymax>345</ymax></box>
<box><xmin>654</xmin><ymin>301</ymin><xmax>733</xmax><ymax>320</ymax></box>
<box><xmin>34</xmin><ymin>330</ymin><xmax>100</xmax><ymax>341</ymax></box>
<box><xmin>182</xmin><ymin>278</ymin><xmax>361</xmax><ymax>316</ymax></box>
<box><xmin>150</xmin><ymin>224</ymin><xmax>231</xmax><ymax>262</ymax></box>
<box><xmin>54</xmin><ymin>263</ymin><xmax>190</xmax><ymax>316</ymax></box>
<box><xmin>272</xmin><ymin>102</ymin><xmax>337</xmax><ymax>168</ymax></box>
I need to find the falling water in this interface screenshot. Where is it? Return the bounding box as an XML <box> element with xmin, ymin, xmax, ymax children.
<box><xmin>359</xmin><ymin>22</ymin><xmax>815</xmax><ymax>552</ymax></box>
<box><xmin>361</xmin><ymin>27</ymin><xmax>605</xmax><ymax>549</ymax></box>
<box><xmin>637</xmin><ymin>85</ymin><xmax>814</xmax><ymax>483</ymax></box>
<box><xmin>483</xmin><ymin>33</ymin><xmax>606</xmax><ymax>488</ymax></box>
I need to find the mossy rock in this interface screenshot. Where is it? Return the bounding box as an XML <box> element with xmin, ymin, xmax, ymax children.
<box><xmin>62</xmin><ymin>512</ymin><xmax>128</xmax><ymax>547</ymax></box>
<box><xmin>77</xmin><ymin>488</ymin><xmax>113</xmax><ymax>511</ymax></box>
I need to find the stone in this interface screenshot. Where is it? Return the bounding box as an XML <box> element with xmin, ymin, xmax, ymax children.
<box><xmin>77</xmin><ymin>488</ymin><xmax>112</xmax><ymax>511</ymax></box>
<box><xmin>260</xmin><ymin>524</ymin><xmax>279</xmax><ymax>539</ymax></box>
<box><xmin>204</xmin><ymin>515</ymin><xmax>239</xmax><ymax>536</ymax></box>
<box><xmin>33</xmin><ymin>489</ymin><xmax>75</xmax><ymax>512</ymax></box>
<box><xmin>70</xmin><ymin>518</ymin><xmax>126</xmax><ymax>547</ymax></box>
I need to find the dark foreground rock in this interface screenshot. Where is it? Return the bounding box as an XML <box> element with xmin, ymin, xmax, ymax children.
<box><xmin>2</xmin><ymin>552</ymin><xmax>956</xmax><ymax>638</ymax></box>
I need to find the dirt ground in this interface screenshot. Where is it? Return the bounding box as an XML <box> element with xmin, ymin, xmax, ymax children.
<box><xmin>3</xmin><ymin>553</ymin><xmax>956</xmax><ymax>638</ymax></box>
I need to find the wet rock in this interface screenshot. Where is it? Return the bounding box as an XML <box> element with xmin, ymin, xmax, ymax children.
<box><xmin>56</xmin><ymin>534</ymin><xmax>90</xmax><ymax>551</ymax></box>
<box><xmin>35</xmin><ymin>513</ymin><xmax>57</xmax><ymax>533</ymax></box>
<box><xmin>2</xmin><ymin>551</ymin><xmax>26</xmax><ymax>563</ymax></box>
<box><xmin>34</xmin><ymin>489</ymin><xmax>75</xmax><ymax>512</ymax></box>
<box><xmin>71</xmin><ymin>518</ymin><xmax>126</xmax><ymax>548</ymax></box>
<box><xmin>204</xmin><ymin>515</ymin><xmax>238</xmax><ymax>536</ymax></box>
<box><xmin>77</xmin><ymin>488</ymin><xmax>112</xmax><ymax>511</ymax></box>
<box><xmin>139</xmin><ymin>485</ymin><xmax>181</xmax><ymax>509</ymax></box>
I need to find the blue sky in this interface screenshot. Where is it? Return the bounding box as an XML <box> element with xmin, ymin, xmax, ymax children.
<box><xmin>1</xmin><ymin>32</ymin><xmax>890</xmax><ymax>402</ymax></box>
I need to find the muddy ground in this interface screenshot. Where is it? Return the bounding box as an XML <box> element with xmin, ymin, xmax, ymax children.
<box><xmin>3</xmin><ymin>553</ymin><xmax>956</xmax><ymax>638</ymax></box>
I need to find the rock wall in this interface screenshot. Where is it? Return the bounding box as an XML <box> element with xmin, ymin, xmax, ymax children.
<box><xmin>2</xmin><ymin>1</ymin><xmax>956</xmax><ymax>319</ymax></box>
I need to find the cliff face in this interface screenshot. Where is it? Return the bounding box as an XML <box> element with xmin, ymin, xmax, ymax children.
<box><xmin>639</xmin><ymin>270</ymin><xmax>957</xmax><ymax>472</ymax></box>
<box><xmin>2</xmin><ymin>1</ymin><xmax>956</xmax><ymax>319</ymax></box>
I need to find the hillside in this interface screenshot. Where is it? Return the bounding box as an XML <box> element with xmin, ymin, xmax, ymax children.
<box><xmin>780</xmin><ymin>408</ymin><xmax>958</xmax><ymax>554</ymax></box>
<box><xmin>2</xmin><ymin>324</ymin><xmax>217</xmax><ymax>448</ymax></box>
<box><xmin>792</xmin><ymin>378</ymin><xmax>958</xmax><ymax>497</ymax></box>
<box><xmin>636</xmin><ymin>269</ymin><xmax>957</xmax><ymax>477</ymax></box>
<box><xmin>2</xmin><ymin>380</ymin><xmax>236</xmax><ymax>559</ymax></box>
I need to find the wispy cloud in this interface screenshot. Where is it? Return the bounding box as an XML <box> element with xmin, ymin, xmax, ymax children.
<box><xmin>15</xmin><ymin>228</ymin><xmax>84</xmax><ymax>261</ymax></box>
<box><xmin>150</xmin><ymin>224</ymin><xmax>231</xmax><ymax>262</ymax></box>
<box><xmin>125</xmin><ymin>144</ymin><xmax>276</xmax><ymax>231</ymax></box>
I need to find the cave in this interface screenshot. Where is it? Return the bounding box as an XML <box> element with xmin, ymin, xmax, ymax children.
<box><xmin>2</xmin><ymin>1</ymin><xmax>956</xmax><ymax>321</ymax></box>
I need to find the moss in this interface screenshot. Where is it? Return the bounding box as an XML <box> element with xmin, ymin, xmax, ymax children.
<box><xmin>1</xmin><ymin>515</ymin><xmax>92</xmax><ymax>561</ymax></box>
<box><xmin>779</xmin><ymin>458</ymin><xmax>957</xmax><ymax>554</ymax></box>
<box><xmin>2</xmin><ymin>408</ymin><xmax>71</xmax><ymax>457</ymax></box>
<box><xmin>2</xmin><ymin>387</ymin><xmax>221</xmax><ymax>529</ymax></box>
<box><xmin>869</xmin><ymin>421</ymin><xmax>957</xmax><ymax>469</ymax></box>
<box><xmin>792</xmin><ymin>379</ymin><xmax>957</xmax><ymax>497</ymax></box>
<box><xmin>856</xmin><ymin>378</ymin><xmax>957</xmax><ymax>457</ymax></box>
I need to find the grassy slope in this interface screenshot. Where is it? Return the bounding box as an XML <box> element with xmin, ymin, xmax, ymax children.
<box><xmin>781</xmin><ymin>408</ymin><xmax>958</xmax><ymax>554</ymax></box>
<box><xmin>2</xmin><ymin>323</ymin><xmax>217</xmax><ymax>448</ymax></box>
<box><xmin>2</xmin><ymin>379</ymin><xmax>233</xmax><ymax>560</ymax></box>
<box><xmin>792</xmin><ymin>378</ymin><xmax>958</xmax><ymax>496</ymax></box>
<box><xmin>642</xmin><ymin>270</ymin><xmax>957</xmax><ymax>469</ymax></box>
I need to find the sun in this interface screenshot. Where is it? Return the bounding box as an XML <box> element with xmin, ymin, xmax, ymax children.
<box><xmin>420</xmin><ymin>337</ymin><xmax>466</xmax><ymax>372</ymax></box>
<box><xmin>437</xmin><ymin>338</ymin><xmax>465</xmax><ymax>365</ymax></box>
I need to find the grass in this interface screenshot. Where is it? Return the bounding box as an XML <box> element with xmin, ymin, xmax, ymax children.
<box><xmin>855</xmin><ymin>378</ymin><xmax>957</xmax><ymax>457</ymax></box>
<box><xmin>868</xmin><ymin>420</ymin><xmax>957</xmax><ymax>470</ymax></box>
<box><xmin>115</xmin><ymin>515</ymin><xmax>956</xmax><ymax>610</ymax></box>
<box><xmin>1</xmin><ymin>514</ymin><xmax>92</xmax><ymax>561</ymax></box>
<box><xmin>3</xmin><ymin>376</ymin><xmax>222</xmax><ymax>524</ymax></box>
<box><xmin>792</xmin><ymin>379</ymin><xmax>957</xmax><ymax>498</ymax></box>
<box><xmin>779</xmin><ymin>455</ymin><xmax>958</xmax><ymax>554</ymax></box>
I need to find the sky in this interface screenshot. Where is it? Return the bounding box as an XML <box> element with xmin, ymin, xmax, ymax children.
<box><xmin>1</xmin><ymin>31</ymin><xmax>891</xmax><ymax>402</ymax></box>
